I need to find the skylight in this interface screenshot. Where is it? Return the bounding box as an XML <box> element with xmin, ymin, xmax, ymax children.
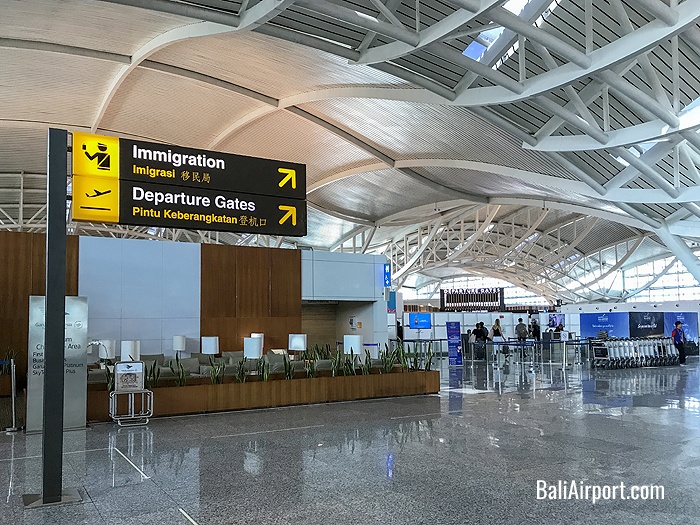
<box><xmin>462</xmin><ymin>0</ymin><xmax>563</xmax><ymax>70</ymax></box>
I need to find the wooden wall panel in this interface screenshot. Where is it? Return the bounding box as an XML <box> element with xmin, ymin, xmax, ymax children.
<box><xmin>200</xmin><ymin>244</ymin><xmax>237</xmax><ymax>318</ymax></box>
<box><xmin>235</xmin><ymin>246</ymin><xmax>270</xmax><ymax>318</ymax></box>
<box><xmin>270</xmin><ymin>249</ymin><xmax>301</xmax><ymax>318</ymax></box>
<box><xmin>0</xmin><ymin>232</ymin><xmax>79</xmax><ymax>384</ymax></box>
<box><xmin>30</xmin><ymin>234</ymin><xmax>79</xmax><ymax>296</ymax></box>
<box><xmin>66</xmin><ymin>235</ymin><xmax>79</xmax><ymax>295</ymax></box>
<box><xmin>302</xmin><ymin>303</ymin><xmax>338</xmax><ymax>349</ymax></box>
<box><xmin>201</xmin><ymin>245</ymin><xmax>301</xmax><ymax>354</ymax></box>
<box><xmin>0</xmin><ymin>231</ymin><xmax>33</xmax><ymax>318</ymax></box>
<box><xmin>200</xmin><ymin>317</ymin><xmax>239</xmax><ymax>353</ymax></box>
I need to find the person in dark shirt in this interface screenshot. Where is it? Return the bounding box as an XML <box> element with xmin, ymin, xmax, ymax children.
<box><xmin>531</xmin><ymin>319</ymin><xmax>541</xmax><ymax>341</ymax></box>
<box><xmin>673</xmin><ymin>320</ymin><xmax>686</xmax><ymax>366</ymax></box>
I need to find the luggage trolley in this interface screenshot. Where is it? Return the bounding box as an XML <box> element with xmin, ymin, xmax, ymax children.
<box><xmin>590</xmin><ymin>340</ymin><xmax>609</xmax><ymax>369</ymax></box>
<box><xmin>109</xmin><ymin>361</ymin><xmax>153</xmax><ymax>426</ymax></box>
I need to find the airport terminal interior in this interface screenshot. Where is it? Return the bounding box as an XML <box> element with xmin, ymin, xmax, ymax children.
<box><xmin>3</xmin><ymin>0</ymin><xmax>700</xmax><ymax>523</ymax></box>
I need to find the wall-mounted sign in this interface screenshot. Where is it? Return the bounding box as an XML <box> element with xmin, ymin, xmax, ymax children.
<box><xmin>440</xmin><ymin>287</ymin><xmax>505</xmax><ymax>312</ymax></box>
<box><xmin>629</xmin><ymin>311</ymin><xmax>664</xmax><ymax>338</ymax></box>
<box><xmin>580</xmin><ymin>312</ymin><xmax>630</xmax><ymax>339</ymax></box>
<box><xmin>383</xmin><ymin>263</ymin><xmax>391</xmax><ymax>287</ymax></box>
<box><xmin>71</xmin><ymin>132</ymin><xmax>307</xmax><ymax>236</ymax></box>
<box><xmin>664</xmin><ymin>312</ymin><xmax>698</xmax><ymax>342</ymax></box>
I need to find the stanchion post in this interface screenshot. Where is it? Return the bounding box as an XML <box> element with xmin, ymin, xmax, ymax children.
<box><xmin>5</xmin><ymin>358</ymin><xmax>19</xmax><ymax>433</ymax></box>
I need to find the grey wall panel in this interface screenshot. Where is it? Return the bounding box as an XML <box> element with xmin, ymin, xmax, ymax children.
<box><xmin>162</xmin><ymin>241</ymin><xmax>201</xmax><ymax>319</ymax></box>
<box><xmin>301</xmin><ymin>250</ymin><xmax>314</xmax><ymax>300</ymax></box>
<box><xmin>121</xmin><ymin>318</ymin><xmax>162</xmax><ymax>341</ymax></box>
<box><xmin>161</xmin><ymin>317</ymin><xmax>201</xmax><ymax>357</ymax></box>
<box><xmin>137</xmin><ymin>339</ymin><xmax>163</xmax><ymax>356</ymax></box>
<box><xmin>79</xmin><ymin>237</ymin><xmax>122</xmax><ymax>319</ymax></box>
<box><xmin>79</xmin><ymin>237</ymin><xmax>201</xmax><ymax>355</ymax></box>
<box><xmin>85</xmin><ymin>317</ymin><xmax>121</xmax><ymax>345</ymax></box>
<box><xmin>121</xmin><ymin>239</ymin><xmax>163</xmax><ymax>319</ymax></box>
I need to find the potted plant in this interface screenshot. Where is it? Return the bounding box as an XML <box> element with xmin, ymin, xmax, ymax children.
<box><xmin>145</xmin><ymin>361</ymin><xmax>161</xmax><ymax>389</ymax></box>
<box><xmin>209</xmin><ymin>357</ymin><xmax>225</xmax><ymax>385</ymax></box>
<box><xmin>169</xmin><ymin>354</ymin><xmax>187</xmax><ymax>387</ymax></box>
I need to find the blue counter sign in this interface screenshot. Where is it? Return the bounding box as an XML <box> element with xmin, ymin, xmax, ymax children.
<box><xmin>383</xmin><ymin>263</ymin><xmax>391</xmax><ymax>287</ymax></box>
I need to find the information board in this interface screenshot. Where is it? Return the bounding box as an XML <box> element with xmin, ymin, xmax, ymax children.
<box><xmin>447</xmin><ymin>321</ymin><xmax>463</xmax><ymax>366</ymax></box>
<box><xmin>115</xmin><ymin>361</ymin><xmax>145</xmax><ymax>392</ymax></box>
<box><xmin>26</xmin><ymin>296</ymin><xmax>88</xmax><ymax>432</ymax></box>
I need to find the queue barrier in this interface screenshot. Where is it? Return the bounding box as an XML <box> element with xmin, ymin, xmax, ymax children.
<box><xmin>1</xmin><ymin>359</ymin><xmax>19</xmax><ymax>433</ymax></box>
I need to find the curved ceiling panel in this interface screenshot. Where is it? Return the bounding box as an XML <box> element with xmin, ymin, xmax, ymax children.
<box><xmin>215</xmin><ymin>109</ymin><xmax>378</xmax><ymax>186</ymax></box>
<box><xmin>411</xmin><ymin>166</ymin><xmax>599</xmax><ymax>206</ymax></box>
<box><xmin>310</xmin><ymin>168</ymin><xmax>448</xmax><ymax>222</ymax></box>
<box><xmin>152</xmin><ymin>31</ymin><xmax>412</xmax><ymax>100</ymax></box>
<box><xmin>0</xmin><ymin>125</ymin><xmax>50</xmax><ymax>172</ymax></box>
<box><xmin>0</xmin><ymin>48</ymin><xmax>122</xmax><ymax>125</ymax></box>
<box><xmin>301</xmin><ymin>206</ymin><xmax>357</xmax><ymax>248</ymax></box>
<box><xmin>0</xmin><ymin>0</ymin><xmax>187</xmax><ymax>55</ymax></box>
<box><xmin>100</xmin><ymin>67</ymin><xmax>269</xmax><ymax>147</ymax></box>
<box><xmin>300</xmin><ymin>99</ymin><xmax>574</xmax><ymax>179</ymax></box>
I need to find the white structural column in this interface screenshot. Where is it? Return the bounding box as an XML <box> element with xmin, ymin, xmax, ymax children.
<box><xmin>655</xmin><ymin>223</ymin><xmax>700</xmax><ymax>284</ymax></box>
<box><xmin>612</xmin><ymin>148</ymin><xmax>680</xmax><ymax>199</ymax></box>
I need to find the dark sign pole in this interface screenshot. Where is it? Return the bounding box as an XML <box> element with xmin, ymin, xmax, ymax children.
<box><xmin>42</xmin><ymin>128</ymin><xmax>67</xmax><ymax>503</ymax></box>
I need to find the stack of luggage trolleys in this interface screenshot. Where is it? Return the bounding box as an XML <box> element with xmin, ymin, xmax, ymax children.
<box><xmin>590</xmin><ymin>337</ymin><xmax>679</xmax><ymax>369</ymax></box>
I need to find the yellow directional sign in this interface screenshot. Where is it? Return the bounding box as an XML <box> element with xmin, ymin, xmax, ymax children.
<box><xmin>72</xmin><ymin>174</ymin><xmax>120</xmax><ymax>223</ymax></box>
<box><xmin>278</xmin><ymin>205</ymin><xmax>297</xmax><ymax>226</ymax></box>
<box><xmin>70</xmin><ymin>132</ymin><xmax>306</xmax><ymax>236</ymax></box>
<box><xmin>278</xmin><ymin>168</ymin><xmax>296</xmax><ymax>189</ymax></box>
<box><xmin>72</xmin><ymin>132</ymin><xmax>120</xmax><ymax>179</ymax></box>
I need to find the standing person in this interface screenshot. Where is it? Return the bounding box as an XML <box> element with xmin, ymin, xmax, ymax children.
<box><xmin>491</xmin><ymin>319</ymin><xmax>507</xmax><ymax>362</ymax></box>
<box><xmin>515</xmin><ymin>317</ymin><xmax>528</xmax><ymax>360</ymax></box>
<box><xmin>515</xmin><ymin>318</ymin><xmax>528</xmax><ymax>342</ymax></box>
<box><xmin>396</xmin><ymin>321</ymin><xmax>404</xmax><ymax>342</ymax></box>
<box><xmin>491</xmin><ymin>319</ymin><xmax>503</xmax><ymax>339</ymax></box>
<box><xmin>531</xmin><ymin>319</ymin><xmax>541</xmax><ymax>341</ymax></box>
<box><xmin>477</xmin><ymin>322</ymin><xmax>487</xmax><ymax>342</ymax></box>
<box><xmin>673</xmin><ymin>320</ymin><xmax>687</xmax><ymax>366</ymax></box>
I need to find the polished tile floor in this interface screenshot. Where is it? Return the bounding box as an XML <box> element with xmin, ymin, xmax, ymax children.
<box><xmin>1</xmin><ymin>358</ymin><xmax>700</xmax><ymax>524</ymax></box>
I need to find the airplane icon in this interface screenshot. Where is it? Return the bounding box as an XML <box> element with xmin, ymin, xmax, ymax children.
<box><xmin>86</xmin><ymin>189</ymin><xmax>112</xmax><ymax>198</ymax></box>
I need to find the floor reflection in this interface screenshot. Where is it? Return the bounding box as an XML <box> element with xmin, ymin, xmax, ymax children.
<box><xmin>443</xmin><ymin>358</ymin><xmax>700</xmax><ymax>412</ymax></box>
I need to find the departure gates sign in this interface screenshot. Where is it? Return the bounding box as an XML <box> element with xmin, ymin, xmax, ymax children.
<box><xmin>71</xmin><ymin>132</ymin><xmax>307</xmax><ymax>236</ymax></box>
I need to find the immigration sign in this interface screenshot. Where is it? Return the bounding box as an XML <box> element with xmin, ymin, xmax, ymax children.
<box><xmin>71</xmin><ymin>132</ymin><xmax>307</xmax><ymax>236</ymax></box>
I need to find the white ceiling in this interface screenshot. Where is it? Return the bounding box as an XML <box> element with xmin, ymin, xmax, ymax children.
<box><xmin>1</xmin><ymin>0</ymin><xmax>700</xmax><ymax>302</ymax></box>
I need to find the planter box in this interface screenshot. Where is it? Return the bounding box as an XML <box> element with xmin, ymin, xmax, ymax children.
<box><xmin>86</xmin><ymin>370</ymin><xmax>440</xmax><ymax>422</ymax></box>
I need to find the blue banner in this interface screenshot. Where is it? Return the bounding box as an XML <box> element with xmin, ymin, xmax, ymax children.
<box><xmin>447</xmin><ymin>321</ymin><xmax>463</xmax><ymax>365</ymax></box>
<box><xmin>580</xmin><ymin>312</ymin><xmax>630</xmax><ymax>339</ymax></box>
<box><xmin>383</xmin><ymin>263</ymin><xmax>391</xmax><ymax>287</ymax></box>
<box><xmin>387</xmin><ymin>291</ymin><xmax>396</xmax><ymax>313</ymax></box>
<box><xmin>664</xmin><ymin>312</ymin><xmax>698</xmax><ymax>342</ymax></box>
